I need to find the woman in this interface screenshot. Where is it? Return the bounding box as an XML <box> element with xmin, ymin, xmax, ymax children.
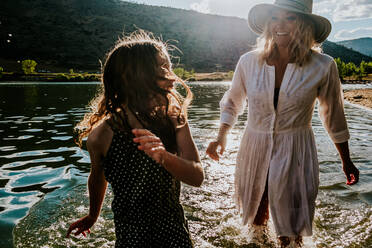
<box><xmin>206</xmin><ymin>0</ymin><xmax>359</xmax><ymax>247</ymax></box>
<box><xmin>66</xmin><ymin>30</ymin><xmax>204</xmax><ymax>247</ymax></box>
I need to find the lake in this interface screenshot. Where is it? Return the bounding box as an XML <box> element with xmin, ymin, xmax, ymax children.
<box><xmin>0</xmin><ymin>82</ymin><xmax>371</xmax><ymax>247</ymax></box>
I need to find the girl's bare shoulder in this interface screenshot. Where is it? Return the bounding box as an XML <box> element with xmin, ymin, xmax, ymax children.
<box><xmin>87</xmin><ymin>120</ymin><xmax>113</xmax><ymax>152</ymax></box>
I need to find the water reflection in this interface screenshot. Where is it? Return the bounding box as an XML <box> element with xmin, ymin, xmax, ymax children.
<box><xmin>0</xmin><ymin>82</ymin><xmax>371</xmax><ymax>248</ymax></box>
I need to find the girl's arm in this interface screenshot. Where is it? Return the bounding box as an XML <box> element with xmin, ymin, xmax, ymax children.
<box><xmin>67</xmin><ymin>123</ymin><xmax>111</xmax><ymax>237</ymax></box>
<box><xmin>132</xmin><ymin>125</ymin><xmax>204</xmax><ymax>187</ymax></box>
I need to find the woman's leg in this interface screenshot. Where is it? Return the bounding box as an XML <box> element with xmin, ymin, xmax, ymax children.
<box><xmin>253</xmin><ymin>180</ymin><xmax>269</xmax><ymax>226</ymax></box>
<box><xmin>278</xmin><ymin>236</ymin><xmax>290</xmax><ymax>247</ymax></box>
<box><xmin>278</xmin><ymin>236</ymin><xmax>303</xmax><ymax>247</ymax></box>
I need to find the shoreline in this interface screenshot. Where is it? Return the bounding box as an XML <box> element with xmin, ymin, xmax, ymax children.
<box><xmin>1</xmin><ymin>73</ymin><xmax>371</xmax><ymax>84</ymax></box>
<box><xmin>1</xmin><ymin>73</ymin><xmax>371</xmax><ymax>109</ymax></box>
<box><xmin>0</xmin><ymin>72</ymin><xmax>100</xmax><ymax>82</ymax></box>
<box><xmin>0</xmin><ymin>71</ymin><xmax>233</xmax><ymax>82</ymax></box>
<box><xmin>343</xmin><ymin>88</ymin><xmax>372</xmax><ymax>109</ymax></box>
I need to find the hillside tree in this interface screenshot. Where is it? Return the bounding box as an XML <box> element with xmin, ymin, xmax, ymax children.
<box><xmin>345</xmin><ymin>62</ymin><xmax>357</xmax><ymax>77</ymax></box>
<box><xmin>360</xmin><ymin>61</ymin><xmax>372</xmax><ymax>75</ymax></box>
<box><xmin>335</xmin><ymin>58</ymin><xmax>346</xmax><ymax>78</ymax></box>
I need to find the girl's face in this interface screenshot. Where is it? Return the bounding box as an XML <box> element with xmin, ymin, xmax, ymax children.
<box><xmin>269</xmin><ymin>9</ymin><xmax>298</xmax><ymax>48</ymax></box>
<box><xmin>156</xmin><ymin>54</ymin><xmax>176</xmax><ymax>91</ymax></box>
<box><xmin>156</xmin><ymin>74</ymin><xmax>176</xmax><ymax>91</ymax></box>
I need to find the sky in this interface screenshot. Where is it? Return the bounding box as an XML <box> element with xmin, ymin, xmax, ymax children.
<box><xmin>131</xmin><ymin>0</ymin><xmax>372</xmax><ymax>42</ymax></box>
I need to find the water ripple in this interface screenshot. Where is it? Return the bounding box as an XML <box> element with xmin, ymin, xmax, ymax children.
<box><xmin>0</xmin><ymin>82</ymin><xmax>370</xmax><ymax>248</ymax></box>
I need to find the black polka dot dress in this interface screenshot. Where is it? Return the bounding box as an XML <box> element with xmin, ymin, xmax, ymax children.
<box><xmin>102</xmin><ymin>122</ymin><xmax>193</xmax><ymax>248</ymax></box>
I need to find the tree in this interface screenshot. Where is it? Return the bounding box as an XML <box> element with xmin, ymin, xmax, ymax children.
<box><xmin>0</xmin><ymin>67</ymin><xmax>3</xmax><ymax>79</ymax></box>
<box><xmin>359</xmin><ymin>61</ymin><xmax>372</xmax><ymax>75</ymax></box>
<box><xmin>21</xmin><ymin>60</ymin><xmax>37</xmax><ymax>74</ymax></box>
<box><xmin>345</xmin><ymin>62</ymin><xmax>356</xmax><ymax>77</ymax></box>
<box><xmin>335</xmin><ymin>58</ymin><xmax>372</xmax><ymax>80</ymax></box>
<box><xmin>368</xmin><ymin>62</ymin><xmax>372</xmax><ymax>74</ymax></box>
<box><xmin>335</xmin><ymin>57</ymin><xmax>346</xmax><ymax>78</ymax></box>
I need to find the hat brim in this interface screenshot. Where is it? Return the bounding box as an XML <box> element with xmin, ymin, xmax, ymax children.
<box><xmin>248</xmin><ymin>4</ymin><xmax>331</xmax><ymax>43</ymax></box>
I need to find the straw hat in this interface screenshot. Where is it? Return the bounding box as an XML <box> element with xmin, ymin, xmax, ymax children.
<box><xmin>248</xmin><ymin>0</ymin><xmax>331</xmax><ymax>43</ymax></box>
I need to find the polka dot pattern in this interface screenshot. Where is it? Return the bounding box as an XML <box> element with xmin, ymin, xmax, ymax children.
<box><xmin>103</xmin><ymin>129</ymin><xmax>193</xmax><ymax>247</ymax></box>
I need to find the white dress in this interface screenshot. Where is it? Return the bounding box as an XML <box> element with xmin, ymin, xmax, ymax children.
<box><xmin>220</xmin><ymin>50</ymin><xmax>349</xmax><ymax>237</ymax></box>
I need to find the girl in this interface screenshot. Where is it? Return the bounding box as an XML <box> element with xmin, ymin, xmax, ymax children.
<box><xmin>207</xmin><ymin>0</ymin><xmax>359</xmax><ymax>247</ymax></box>
<box><xmin>66</xmin><ymin>30</ymin><xmax>204</xmax><ymax>247</ymax></box>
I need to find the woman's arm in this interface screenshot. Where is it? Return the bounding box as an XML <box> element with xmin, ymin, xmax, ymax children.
<box><xmin>317</xmin><ymin>60</ymin><xmax>359</xmax><ymax>185</ymax></box>
<box><xmin>207</xmin><ymin>56</ymin><xmax>247</xmax><ymax>161</ymax></box>
<box><xmin>334</xmin><ymin>141</ymin><xmax>359</xmax><ymax>185</ymax></box>
<box><xmin>67</xmin><ymin>123</ymin><xmax>111</xmax><ymax>237</ymax></box>
<box><xmin>206</xmin><ymin>123</ymin><xmax>232</xmax><ymax>161</ymax></box>
<box><xmin>132</xmin><ymin>125</ymin><xmax>204</xmax><ymax>187</ymax></box>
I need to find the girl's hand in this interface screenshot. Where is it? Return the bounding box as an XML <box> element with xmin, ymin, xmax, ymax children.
<box><xmin>66</xmin><ymin>215</ymin><xmax>96</xmax><ymax>238</ymax></box>
<box><xmin>132</xmin><ymin>129</ymin><xmax>166</xmax><ymax>164</ymax></box>
<box><xmin>343</xmin><ymin>160</ymin><xmax>359</xmax><ymax>185</ymax></box>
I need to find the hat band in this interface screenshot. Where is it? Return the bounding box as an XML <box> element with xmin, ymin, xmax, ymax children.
<box><xmin>274</xmin><ymin>0</ymin><xmax>312</xmax><ymax>13</ymax></box>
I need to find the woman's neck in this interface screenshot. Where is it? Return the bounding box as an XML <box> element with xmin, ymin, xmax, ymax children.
<box><xmin>276</xmin><ymin>46</ymin><xmax>290</xmax><ymax>64</ymax></box>
<box><xmin>267</xmin><ymin>47</ymin><xmax>291</xmax><ymax>66</ymax></box>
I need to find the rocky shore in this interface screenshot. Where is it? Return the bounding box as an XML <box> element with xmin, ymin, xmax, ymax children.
<box><xmin>344</xmin><ymin>88</ymin><xmax>372</xmax><ymax>109</ymax></box>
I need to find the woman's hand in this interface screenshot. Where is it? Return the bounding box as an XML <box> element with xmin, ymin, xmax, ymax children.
<box><xmin>66</xmin><ymin>215</ymin><xmax>96</xmax><ymax>238</ymax></box>
<box><xmin>343</xmin><ymin>160</ymin><xmax>359</xmax><ymax>185</ymax></box>
<box><xmin>206</xmin><ymin>124</ymin><xmax>230</xmax><ymax>161</ymax></box>
<box><xmin>334</xmin><ymin>141</ymin><xmax>359</xmax><ymax>185</ymax></box>
<box><xmin>132</xmin><ymin>129</ymin><xmax>166</xmax><ymax>164</ymax></box>
<box><xmin>206</xmin><ymin>138</ymin><xmax>226</xmax><ymax>161</ymax></box>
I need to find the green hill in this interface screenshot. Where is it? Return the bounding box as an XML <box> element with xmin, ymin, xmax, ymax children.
<box><xmin>336</xmin><ymin>37</ymin><xmax>372</xmax><ymax>57</ymax></box>
<box><xmin>1</xmin><ymin>0</ymin><xmax>371</xmax><ymax>73</ymax></box>
<box><xmin>322</xmin><ymin>40</ymin><xmax>372</xmax><ymax>65</ymax></box>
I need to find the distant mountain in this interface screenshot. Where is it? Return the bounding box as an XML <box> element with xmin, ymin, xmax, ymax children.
<box><xmin>322</xmin><ymin>40</ymin><xmax>372</xmax><ymax>65</ymax></box>
<box><xmin>0</xmin><ymin>0</ymin><xmax>371</xmax><ymax>72</ymax></box>
<box><xmin>336</xmin><ymin>37</ymin><xmax>372</xmax><ymax>57</ymax></box>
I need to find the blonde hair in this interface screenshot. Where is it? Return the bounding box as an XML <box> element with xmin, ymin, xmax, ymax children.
<box><xmin>256</xmin><ymin>12</ymin><xmax>322</xmax><ymax>66</ymax></box>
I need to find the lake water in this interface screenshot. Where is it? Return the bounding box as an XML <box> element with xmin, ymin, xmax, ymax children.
<box><xmin>0</xmin><ymin>82</ymin><xmax>371</xmax><ymax>248</ymax></box>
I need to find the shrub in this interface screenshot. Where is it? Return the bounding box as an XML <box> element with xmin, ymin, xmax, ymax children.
<box><xmin>21</xmin><ymin>60</ymin><xmax>37</xmax><ymax>74</ymax></box>
<box><xmin>173</xmin><ymin>67</ymin><xmax>195</xmax><ymax>80</ymax></box>
<box><xmin>173</xmin><ymin>67</ymin><xmax>185</xmax><ymax>78</ymax></box>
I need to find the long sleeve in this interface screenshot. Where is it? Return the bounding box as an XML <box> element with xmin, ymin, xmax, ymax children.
<box><xmin>220</xmin><ymin>57</ymin><xmax>247</xmax><ymax>126</ymax></box>
<box><xmin>317</xmin><ymin>59</ymin><xmax>350</xmax><ymax>143</ymax></box>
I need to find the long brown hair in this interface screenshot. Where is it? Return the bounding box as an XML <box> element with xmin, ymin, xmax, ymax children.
<box><xmin>75</xmin><ymin>30</ymin><xmax>192</xmax><ymax>153</ymax></box>
<box><xmin>256</xmin><ymin>11</ymin><xmax>322</xmax><ymax>66</ymax></box>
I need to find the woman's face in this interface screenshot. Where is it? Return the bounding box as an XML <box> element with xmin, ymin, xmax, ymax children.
<box><xmin>269</xmin><ymin>9</ymin><xmax>298</xmax><ymax>48</ymax></box>
<box><xmin>156</xmin><ymin>54</ymin><xmax>176</xmax><ymax>91</ymax></box>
